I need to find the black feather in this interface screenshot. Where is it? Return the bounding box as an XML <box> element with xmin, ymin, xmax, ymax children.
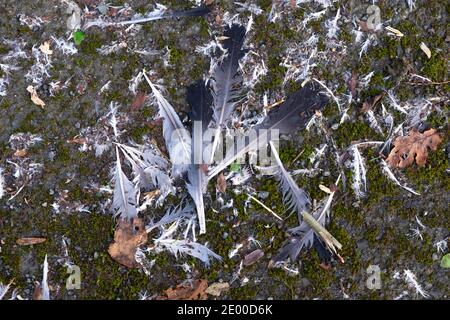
<box><xmin>256</xmin><ymin>82</ymin><xmax>329</xmax><ymax>133</ymax></box>
<box><xmin>171</xmin><ymin>6</ymin><xmax>211</xmax><ymax>18</ymax></box>
<box><xmin>313</xmin><ymin>234</ymin><xmax>332</xmax><ymax>264</ymax></box>
<box><xmin>187</xmin><ymin>80</ymin><xmax>213</xmax><ymax>133</ymax></box>
<box><xmin>270</xmin><ymin>236</ymin><xmax>304</xmax><ymax>263</ymax></box>
<box><xmin>209</xmin><ymin>82</ymin><xmax>329</xmax><ymax>178</ymax></box>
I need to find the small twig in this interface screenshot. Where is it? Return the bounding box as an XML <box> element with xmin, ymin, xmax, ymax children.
<box><xmin>248</xmin><ymin>194</ymin><xmax>283</xmax><ymax>221</ymax></box>
<box><xmin>8</xmin><ymin>185</ymin><xmax>25</xmax><ymax>201</ymax></box>
<box><xmin>406</xmin><ymin>80</ymin><xmax>450</xmax><ymax>86</ymax></box>
<box><xmin>288</xmin><ymin>149</ymin><xmax>304</xmax><ymax>167</ymax></box>
<box><xmin>264</xmin><ymin>99</ymin><xmax>285</xmax><ymax>110</ymax></box>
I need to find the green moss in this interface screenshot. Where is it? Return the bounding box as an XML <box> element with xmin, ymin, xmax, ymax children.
<box><xmin>422</xmin><ymin>55</ymin><xmax>448</xmax><ymax>82</ymax></box>
<box><xmin>229</xmin><ymin>284</ymin><xmax>259</xmax><ymax>299</ymax></box>
<box><xmin>334</xmin><ymin>121</ymin><xmax>382</xmax><ymax>148</ymax></box>
<box><xmin>301</xmin><ymin>251</ymin><xmax>336</xmax><ymax>297</ymax></box>
<box><xmin>169</xmin><ymin>47</ymin><xmax>185</xmax><ymax>66</ymax></box>
<box><xmin>79</xmin><ymin>33</ymin><xmax>103</xmax><ymax>55</ymax></box>
<box><xmin>404</xmin><ymin>136</ymin><xmax>449</xmax><ymax>192</ymax></box>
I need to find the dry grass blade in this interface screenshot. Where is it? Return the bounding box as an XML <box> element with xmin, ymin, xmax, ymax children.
<box><xmin>16</xmin><ymin>237</ymin><xmax>47</xmax><ymax>246</ymax></box>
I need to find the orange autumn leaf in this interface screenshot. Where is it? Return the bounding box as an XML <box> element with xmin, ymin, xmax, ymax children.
<box><xmin>386</xmin><ymin>128</ymin><xmax>442</xmax><ymax>168</ymax></box>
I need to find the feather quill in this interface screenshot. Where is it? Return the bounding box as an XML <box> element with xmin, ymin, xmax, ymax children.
<box><xmin>0</xmin><ymin>280</ymin><xmax>12</xmax><ymax>300</ymax></box>
<box><xmin>112</xmin><ymin>146</ymin><xmax>138</xmax><ymax>220</ymax></box>
<box><xmin>186</xmin><ymin>80</ymin><xmax>213</xmax><ymax>234</ymax></box>
<box><xmin>209</xmin><ymin>82</ymin><xmax>329</xmax><ymax>178</ymax></box>
<box><xmin>209</xmin><ymin>24</ymin><xmax>247</xmax><ymax>163</ymax></box>
<box><xmin>41</xmin><ymin>255</ymin><xmax>50</xmax><ymax>300</ymax></box>
<box><xmin>84</xmin><ymin>4</ymin><xmax>210</xmax><ymax>29</ymax></box>
<box><xmin>269</xmin><ymin>141</ymin><xmax>310</xmax><ymax>216</ymax></box>
<box><xmin>0</xmin><ymin>167</ymin><xmax>5</xmax><ymax>199</ymax></box>
<box><xmin>271</xmin><ymin>175</ymin><xmax>341</xmax><ymax>264</ymax></box>
<box><xmin>143</xmin><ymin>71</ymin><xmax>191</xmax><ymax>177</ymax></box>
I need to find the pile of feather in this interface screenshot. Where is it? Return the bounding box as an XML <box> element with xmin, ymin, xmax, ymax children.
<box><xmin>107</xmin><ymin>20</ymin><xmax>341</xmax><ymax>269</ymax></box>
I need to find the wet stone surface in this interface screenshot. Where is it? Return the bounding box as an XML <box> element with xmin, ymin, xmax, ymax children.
<box><xmin>0</xmin><ymin>1</ymin><xmax>448</xmax><ymax>299</ymax></box>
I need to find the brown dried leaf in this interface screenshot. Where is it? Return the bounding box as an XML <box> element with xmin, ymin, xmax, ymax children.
<box><xmin>386</xmin><ymin>128</ymin><xmax>443</xmax><ymax>168</ymax></box>
<box><xmin>16</xmin><ymin>237</ymin><xmax>47</xmax><ymax>246</ymax></box>
<box><xmin>358</xmin><ymin>20</ymin><xmax>375</xmax><ymax>33</ymax></box>
<box><xmin>108</xmin><ymin>218</ymin><xmax>148</xmax><ymax>268</ymax></box>
<box><xmin>348</xmin><ymin>71</ymin><xmax>358</xmax><ymax>97</ymax></box>
<box><xmin>131</xmin><ymin>92</ymin><xmax>147</xmax><ymax>111</ymax></box>
<box><xmin>67</xmin><ymin>136</ymin><xmax>87</xmax><ymax>145</ymax></box>
<box><xmin>361</xmin><ymin>93</ymin><xmax>383</xmax><ymax>113</ymax></box>
<box><xmin>157</xmin><ymin>279</ymin><xmax>208</xmax><ymax>300</ymax></box>
<box><xmin>13</xmin><ymin>149</ymin><xmax>27</xmax><ymax>158</ymax></box>
<box><xmin>243</xmin><ymin>249</ymin><xmax>264</xmax><ymax>266</ymax></box>
<box><xmin>216</xmin><ymin>172</ymin><xmax>227</xmax><ymax>193</ymax></box>
<box><xmin>33</xmin><ymin>284</ymin><xmax>44</xmax><ymax>300</ymax></box>
<box><xmin>205</xmin><ymin>282</ymin><xmax>230</xmax><ymax>297</ymax></box>
<box><xmin>143</xmin><ymin>189</ymin><xmax>161</xmax><ymax>202</ymax></box>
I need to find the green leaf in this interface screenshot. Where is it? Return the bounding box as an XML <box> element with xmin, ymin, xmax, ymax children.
<box><xmin>440</xmin><ymin>254</ymin><xmax>450</xmax><ymax>268</ymax></box>
<box><xmin>73</xmin><ymin>30</ymin><xmax>85</xmax><ymax>45</ymax></box>
<box><xmin>230</xmin><ymin>162</ymin><xmax>241</xmax><ymax>172</ymax></box>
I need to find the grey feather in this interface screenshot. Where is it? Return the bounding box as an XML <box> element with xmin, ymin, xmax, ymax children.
<box><xmin>209</xmin><ymin>81</ymin><xmax>328</xmax><ymax>178</ymax></box>
<box><xmin>112</xmin><ymin>146</ymin><xmax>138</xmax><ymax>220</ymax></box>
<box><xmin>186</xmin><ymin>165</ymin><xmax>207</xmax><ymax>234</ymax></box>
<box><xmin>272</xmin><ymin>193</ymin><xmax>334</xmax><ymax>263</ymax></box>
<box><xmin>154</xmin><ymin>239</ymin><xmax>222</xmax><ymax>267</ymax></box>
<box><xmin>41</xmin><ymin>255</ymin><xmax>50</xmax><ymax>300</ymax></box>
<box><xmin>118</xmin><ymin>142</ymin><xmax>174</xmax><ymax>204</ymax></box>
<box><xmin>144</xmin><ymin>73</ymin><xmax>191</xmax><ymax>177</ymax></box>
<box><xmin>146</xmin><ymin>202</ymin><xmax>194</xmax><ymax>233</ymax></box>
<box><xmin>84</xmin><ymin>4</ymin><xmax>210</xmax><ymax>29</ymax></box>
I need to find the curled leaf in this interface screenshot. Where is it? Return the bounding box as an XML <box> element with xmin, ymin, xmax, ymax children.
<box><xmin>39</xmin><ymin>41</ymin><xmax>53</xmax><ymax>55</ymax></box>
<box><xmin>157</xmin><ymin>279</ymin><xmax>208</xmax><ymax>300</ymax></box>
<box><xmin>420</xmin><ymin>42</ymin><xmax>431</xmax><ymax>59</ymax></box>
<box><xmin>216</xmin><ymin>172</ymin><xmax>227</xmax><ymax>193</ymax></box>
<box><xmin>26</xmin><ymin>85</ymin><xmax>45</xmax><ymax>108</ymax></box>
<box><xmin>205</xmin><ymin>282</ymin><xmax>230</xmax><ymax>297</ymax></box>
<box><xmin>243</xmin><ymin>249</ymin><xmax>264</xmax><ymax>266</ymax></box>
<box><xmin>108</xmin><ymin>218</ymin><xmax>147</xmax><ymax>268</ymax></box>
<box><xmin>385</xmin><ymin>26</ymin><xmax>404</xmax><ymax>37</ymax></box>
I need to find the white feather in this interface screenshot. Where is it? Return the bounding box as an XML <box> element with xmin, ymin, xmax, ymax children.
<box><xmin>351</xmin><ymin>146</ymin><xmax>367</xmax><ymax>198</ymax></box>
<box><xmin>154</xmin><ymin>239</ymin><xmax>221</xmax><ymax>267</ymax></box>
<box><xmin>143</xmin><ymin>72</ymin><xmax>191</xmax><ymax>176</ymax></box>
<box><xmin>42</xmin><ymin>255</ymin><xmax>50</xmax><ymax>300</ymax></box>
<box><xmin>381</xmin><ymin>160</ymin><xmax>420</xmax><ymax>195</ymax></box>
<box><xmin>0</xmin><ymin>167</ymin><xmax>5</xmax><ymax>199</ymax></box>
